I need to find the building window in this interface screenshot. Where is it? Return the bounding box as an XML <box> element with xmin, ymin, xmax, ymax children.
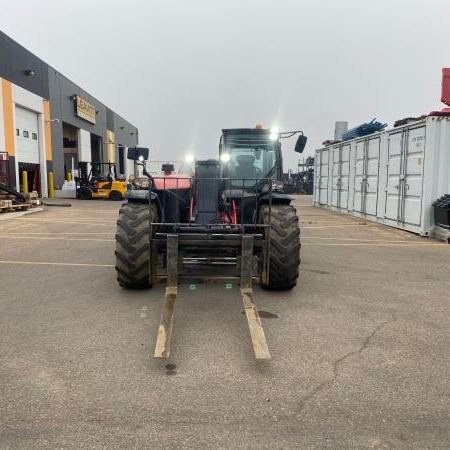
<box><xmin>32</xmin><ymin>133</ymin><xmax>37</xmax><ymax>140</ymax></box>
<box><xmin>23</xmin><ymin>130</ymin><xmax>29</xmax><ymax>138</ymax></box>
<box><xmin>16</xmin><ymin>129</ymin><xmax>19</xmax><ymax>136</ymax></box>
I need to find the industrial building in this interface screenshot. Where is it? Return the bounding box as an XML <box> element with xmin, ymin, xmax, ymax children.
<box><xmin>0</xmin><ymin>30</ymin><xmax>138</xmax><ymax>197</ymax></box>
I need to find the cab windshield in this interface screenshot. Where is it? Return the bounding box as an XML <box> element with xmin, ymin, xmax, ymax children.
<box><xmin>223</xmin><ymin>142</ymin><xmax>277</xmax><ymax>188</ymax></box>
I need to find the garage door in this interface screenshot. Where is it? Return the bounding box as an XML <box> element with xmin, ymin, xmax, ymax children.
<box><xmin>15</xmin><ymin>106</ymin><xmax>40</xmax><ymax>164</ymax></box>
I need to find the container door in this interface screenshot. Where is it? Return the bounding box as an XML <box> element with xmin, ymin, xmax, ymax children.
<box><xmin>339</xmin><ymin>143</ymin><xmax>351</xmax><ymax>209</ymax></box>
<box><xmin>314</xmin><ymin>153</ymin><xmax>321</xmax><ymax>203</ymax></box>
<box><xmin>331</xmin><ymin>147</ymin><xmax>340</xmax><ymax>207</ymax></box>
<box><xmin>353</xmin><ymin>138</ymin><xmax>380</xmax><ymax>215</ymax></box>
<box><xmin>403</xmin><ymin>126</ymin><xmax>425</xmax><ymax>225</ymax></box>
<box><xmin>364</xmin><ymin>137</ymin><xmax>381</xmax><ymax>216</ymax></box>
<box><xmin>353</xmin><ymin>140</ymin><xmax>366</xmax><ymax>213</ymax></box>
<box><xmin>318</xmin><ymin>150</ymin><xmax>329</xmax><ymax>205</ymax></box>
<box><xmin>385</xmin><ymin>131</ymin><xmax>403</xmax><ymax>221</ymax></box>
<box><xmin>384</xmin><ymin>126</ymin><xmax>425</xmax><ymax>225</ymax></box>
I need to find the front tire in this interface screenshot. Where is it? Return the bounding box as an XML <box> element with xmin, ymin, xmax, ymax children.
<box><xmin>259</xmin><ymin>204</ymin><xmax>300</xmax><ymax>290</ymax></box>
<box><xmin>115</xmin><ymin>202</ymin><xmax>158</xmax><ymax>289</ymax></box>
<box><xmin>79</xmin><ymin>186</ymin><xmax>92</xmax><ymax>200</ymax></box>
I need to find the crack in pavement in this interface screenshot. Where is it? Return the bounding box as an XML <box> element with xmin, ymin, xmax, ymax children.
<box><xmin>297</xmin><ymin>313</ymin><xmax>397</xmax><ymax>412</ymax></box>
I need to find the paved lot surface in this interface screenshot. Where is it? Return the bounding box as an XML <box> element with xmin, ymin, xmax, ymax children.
<box><xmin>1</xmin><ymin>196</ymin><xmax>449</xmax><ymax>449</ymax></box>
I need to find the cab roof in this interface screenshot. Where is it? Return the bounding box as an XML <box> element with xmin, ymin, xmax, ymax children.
<box><xmin>222</xmin><ymin>128</ymin><xmax>271</xmax><ymax>135</ymax></box>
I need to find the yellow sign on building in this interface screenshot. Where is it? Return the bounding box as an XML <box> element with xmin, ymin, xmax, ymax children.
<box><xmin>75</xmin><ymin>96</ymin><xmax>96</xmax><ymax>124</ymax></box>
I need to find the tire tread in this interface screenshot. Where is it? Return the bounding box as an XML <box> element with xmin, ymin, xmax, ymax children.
<box><xmin>260</xmin><ymin>204</ymin><xmax>301</xmax><ymax>290</ymax></box>
<box><xmin>114</xmin><ymin>203</ymin><xmax>157</xmax><ymax>289</ymax></box>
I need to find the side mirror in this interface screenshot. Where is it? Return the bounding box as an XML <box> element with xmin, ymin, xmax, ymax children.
<box><xmin>127</xmin><ymin>147</ymin><xmax>149</xmax><ymax>161</ymax></box>
<box><xmin>294</xmin><ymin>135</ymin><xmax>307</xmax><ymax>153</ymax></box>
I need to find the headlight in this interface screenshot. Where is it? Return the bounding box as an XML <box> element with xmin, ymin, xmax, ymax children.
<box><xmin>185</xmin><ymin>154</ymin><xmax>194</xmax><ymax>163</ymax></box>
<box><xmin>220</xmin><ymin>153</ymin><xmax>231</xmax><ymax>162</ymax></box>
<box><xmin>133</xmin><ymin>178</ymin><xmax>150</xmax><ymax>189</ymax></box>
<box><xmin>271</xmin><ymin>180</ymin><xmax>284</xmax><ymax>191</ymax></box>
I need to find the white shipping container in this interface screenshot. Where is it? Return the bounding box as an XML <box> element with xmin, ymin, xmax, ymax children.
<box><xmin>314</xmin><ymin>116</ymin><xmax>450</xmax><ymax>236</ymax></box>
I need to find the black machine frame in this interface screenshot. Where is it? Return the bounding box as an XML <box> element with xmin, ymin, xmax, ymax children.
<box><xmin>147</xmin><ymin>175</ymin><xmax>274</xmax><ymax>287</ymax></box>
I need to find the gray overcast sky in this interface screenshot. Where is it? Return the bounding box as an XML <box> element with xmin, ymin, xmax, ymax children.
<box><xmin>1</xmin><ymin>0</ymin><xmax>449</xmax><ymax>170</ymax></box>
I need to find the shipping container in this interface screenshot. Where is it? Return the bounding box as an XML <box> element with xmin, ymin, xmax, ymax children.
<box><xmin>314</xmin><ymin>116</ymin><xmax>450</xmax><ymax>236</ymax></box>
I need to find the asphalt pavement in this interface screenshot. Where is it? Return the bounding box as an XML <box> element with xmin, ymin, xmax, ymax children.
<box><xmin>0</xmin><ymin>196</ymin><xmax>449</xmax><ymax>449</ymax></box>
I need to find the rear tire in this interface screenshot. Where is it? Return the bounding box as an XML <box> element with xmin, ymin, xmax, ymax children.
<box><xmin>259</xmin><ymin>204</ymin><xmax>300</xmax><ymax>290</ymax></box>
<box><xmin>115</xmin><ymin>202</ymin><xmax>158</xmax><ymax>289</ymax></box>
<box><xmin>109</xmin><ymin>190</ymin><xmax>122</xmax><ymax>201</ymax></box>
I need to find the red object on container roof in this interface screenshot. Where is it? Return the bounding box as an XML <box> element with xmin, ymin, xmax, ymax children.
<box><xmin>429</xmin><ymin>68</ymin><xmax>450</xmax><ymax>116</ymax></box>
<box><xmin>441</xmin><ymin>68</ymin><xmax>450</xmax><ymax>108</ymax></box>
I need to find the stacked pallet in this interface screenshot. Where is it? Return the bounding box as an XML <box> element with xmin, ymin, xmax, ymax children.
<box><xmin>0</xmin><ymin>191</ymin><xmax>40</xmax><ymax>213</ymax></box>
<box><xmin>22</xmin><ymin>191</ymin><xmax>40</xmax><ymax>206</ymax></box>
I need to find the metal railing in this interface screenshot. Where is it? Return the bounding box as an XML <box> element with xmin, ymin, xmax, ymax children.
<box><xmin>147</xmin><ymin>175</ymin><xmax>273</xmax><ymax>228</ymax></box>
<box><xmin>145</xmin><ymin>176</ymin><xmax>274</xmax><ymax>285</ymax></box>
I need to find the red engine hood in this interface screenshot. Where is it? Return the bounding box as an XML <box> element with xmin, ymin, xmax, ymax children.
<box><xmin>153</xmin><ymin>174</ymin><xmax>192</xmax><ymax>190</ymax></box>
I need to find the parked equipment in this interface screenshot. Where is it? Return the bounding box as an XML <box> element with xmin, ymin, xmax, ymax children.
<box><xmin>298</xmin><ymin>156</ymin><xmax>315</xmax><ymax>194</ymax></box>
<box><xmin>0</xmin><ymin>180</ymin><xmax>40</xmax><ymax>212</ymax></box>
<box><xmin>433</xmin><ymin>194</ymin><xmax>450</xmax><ymax>242</ymax></box>
<box><xmin>75</xmin><ymin>162</ymin><xmax>127</xmax><ymax>201</ymax></box>
<box><xmin>433</xmin><ymin>195</ymin><xmax>450</xmax><ymax>229</ymax></box>
<box><xmin>283</xmin><ymin>157</ymin><xmax>314</xmax><ymax>195</ymax></box>
<box><xmin>115</xmin><ymin>127</ymin><xmax>307</xmax><ymax>359</ymax></box>
<box><xmin>0</xmin><ymin>180</ymin><xmax>27</xmax><ymax>203</ymax></box>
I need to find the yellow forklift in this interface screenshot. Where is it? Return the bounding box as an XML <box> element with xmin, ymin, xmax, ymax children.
<box><xmin>75</xmin><ymin>161</ymin><xmax>127</xmax><ymax>201</ymax></box>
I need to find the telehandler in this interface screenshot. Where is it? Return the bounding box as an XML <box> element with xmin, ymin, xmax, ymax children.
<box><xmin>115</xmin><ymin>126</ymin><xmax>307</xmax><ymax>359</ymax></box>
